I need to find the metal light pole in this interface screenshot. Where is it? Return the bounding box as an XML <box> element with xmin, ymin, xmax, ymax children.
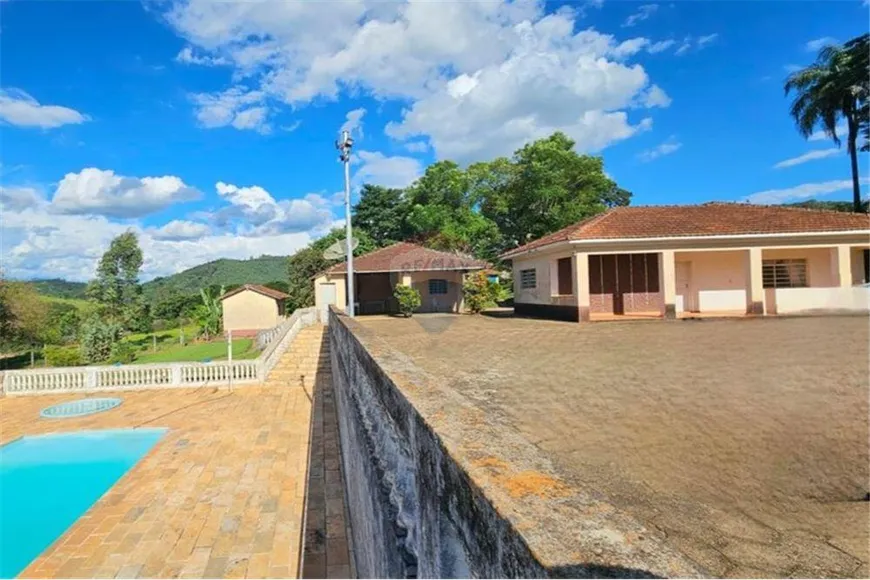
<box><xmin>336</xmin><ymin>130</ymin><xmax>355</xmax><ymax>317</ymax></box>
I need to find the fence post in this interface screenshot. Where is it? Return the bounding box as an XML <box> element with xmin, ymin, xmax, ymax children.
<box><xmin>86</xmin><ymin>368</ymin><xmax>98</xmax><ymax>390</ymax></box>
<box><xmin>171</xmin><ymin>365</ymin><xmax>183</xmax><ymax>386</ymax></box>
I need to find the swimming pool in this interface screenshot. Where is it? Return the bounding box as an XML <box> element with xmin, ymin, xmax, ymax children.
<box><xmin>0</xmin><ymin>428</ymin><xmax>166</xmax><ymax>578</ymax></box>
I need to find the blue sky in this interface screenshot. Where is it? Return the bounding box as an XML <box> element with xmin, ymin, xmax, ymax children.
<box><xmin>1</xmin><ymin>0</ymin><xmax>867</xmax><ymax>281</ymax></box>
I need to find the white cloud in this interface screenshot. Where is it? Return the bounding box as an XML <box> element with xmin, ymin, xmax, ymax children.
<box><xmin>2</xmin><ymin>177</ymin><xmax>336</xmax><ymax>281</ymax></box>
<box><xmin>675</xmin><ymin>34</ymin><xmax>718</xmax><ymax>56</ymax></box>
<box><xmin>340</xmin><ymin>108</ymin><xmax>366</xmax><ymax>138</ymax></box>
<box><xmin>404</xmin><ymin>141</ymin><xmax>429</xmax><ymax>153</ymax></box>
<box><xmin>623</xmin><ymin>4</ymin><xmax>658</xmax><ymax>27</ymax></box>
<box><xmin>213</xmin><ymin>181</ymin><xmax>334</xmax><ymax>235</ymax></box>
<box><xmin>190</xmin><ymin>86</ymin><xmax>270</xmax><ymax>133</ymax></box>
<box><xmin>640</xmin><ymin>84</ymin><xmax>672</xmax><ymax>108</ymax></box>
<box><xmin>0</xmin><ymin>185</ymin><xmax>44</xmax><ymax>212</ymax></box>
<box><xmin>647</xmin><ymin>39</ymin><xmax>675</xmax><ymax>54</ymax></box>
<box><xmin>697</xmin><ymin>33</ymin><xmax>719</xmax><ymax>47</ymax></box>
<box><xmin>147</xmin><ymin>220</ymin><xmax>211</xmax><ymax>241</ymax></box>
<box><xmin>160</xmin><ymin>0</ymin><xmax>670</xmax><ymax>162</ymax></box>
<box><xmin>808</xmin><ymin>123</ymin><xmax>847</xmax><ymax>142</ymax></box>
<box><xmin>745</xmin><ymin>178</ymin><xmax>868</xmax><ymax>204</ymax></box>
<box><xmin>51</xmin><ymin>168</ymin><xmax>201</xmax><ymax>218</ymax></box>
<box><xmin>638</xmin><ymin>136</ymin><xmax>681</xmax><ymax>162</ymax></box>
<box><xmin>805</xmin><ymin>37</ymin><xmax>836</xmax><ymax>52</ymax></box>
<box><xmin>175</xmin><ymin>46</ymin><xmax>229</xmax><ymax>66</ymax></box>
<box><xmin>352</xmin><ymin>151</ymin><xmax>423</xmax><ymax>189</ymax></box>
<box><xmin>783</xmin><ymin>64</ymin><xmax>802</xmax><ymax>73</ymax></box>
<box><xmin>0</xmin><ymin>89</ymin><xmax>89</xmax><ymax>129</ymax></box>
<box><xmin>773</xmin><ymin>148</ymin><xmax>841</xmax><ymax>169</ymax></box>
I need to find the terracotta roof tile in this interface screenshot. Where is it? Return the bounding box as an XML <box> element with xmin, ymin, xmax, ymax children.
<box><xmin>323</xmin><ymin>242</ymin><xmax>490</xmax><ymax>274</ymax></box>
<box><xmin>219</xmin><ymin>284</ymin><xmax>289</xmax><ymax>301</ymax></box>
<box><xmin>501</xmin><ymin>203</ymin><xmax>870</xmax><ymax>258</ymax></box>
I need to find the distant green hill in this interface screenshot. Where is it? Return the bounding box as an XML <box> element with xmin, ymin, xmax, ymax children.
<box><xmin>30</xmin><ymin>279</ymin><xmax>88</xmax><ymax>299</ymax></box>
<box><xmin>142</xmin><ymin>255</ymin><xmax>288</xmax><ymax>299</ymax></box>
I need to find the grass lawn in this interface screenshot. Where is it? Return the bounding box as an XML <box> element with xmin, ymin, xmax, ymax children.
<box><xmin>133</xmin><ymin>338</ymin><xmax>257</xmax><ymax>364</ymax></box>
<box><xmin>124</xmin><ymin>324</ymin><xmax>198</xmax><ymax>346</ymax></box>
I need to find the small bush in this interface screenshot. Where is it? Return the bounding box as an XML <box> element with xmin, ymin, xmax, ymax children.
<box><xmin>393</xmin><ymin>284</ymin><xmax>421</xmax><ymax>317</ymax></box>
<box><xmin>109</xmin><ymin>341</ymin><xmax>137</xmax><ymax>364</ymax></box>
<box><xmin>152</xmin><ymin>319</ymin><xmax>169</xmax><ymax>332</ymax></box>
<box><xmin>43</xmin><ymin>345</ymin><xmax>83</xmax><ymax>367</ymax></box>
<box><xmin>462</xmin><ymin>272</ymin><xmax>500</xmax><ymax>313</ymax></box>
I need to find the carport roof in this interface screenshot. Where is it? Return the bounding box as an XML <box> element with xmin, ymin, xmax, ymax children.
<box><xmin>322</xmin><ymin>242</ymin><xmax>490</xmax><ymax>274</ymax></box>
<box><xmin>500</xmin><ymin>202</ymin><xmax>870</xmax><ymax>258</ymax></box>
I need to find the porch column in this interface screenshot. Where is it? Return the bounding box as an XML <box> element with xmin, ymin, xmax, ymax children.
<box><xmin>659</xmin><ymin>250</ymin><xmax>676</xmax><ymax>319</ymax></box>
<box><xmin>745</xmin><ymin>248</ymin><xmax>764</xmax><ymax>315</ymax></box>
<box><xmin>573</xmin><ymin>252</ymin><xmax>590</xmax><ymax>322</ymax></box>
<box><xmin>835</xmin><ymin>245</ymin><xmax>852</xmax><ymax>287</ymax></box>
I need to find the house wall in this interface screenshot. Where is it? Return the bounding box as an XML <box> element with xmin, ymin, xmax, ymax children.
<box><xmin>762</xmin><ymin>247</ymin><xmax>837</xmax><ymax>286</ymax></box>
<box><xmin>673</xmin><ymin>250</ymin><xmax>747</xmax><ymax>313</ymax></box>
<box><xmin>222</xmin><ymin>291</ymin><xmax>281</xmax><ymax>332</ymax></box>
<box><xmin>314</xmin><ymin>275</ymin><xmax>347</xmax><ymax>313</ymax></box>
<box><xmin>408</xmin><ymin>271</ymin><xmax>464</xmax><ymax>313</ymax></box>
<box><xmin>511</xmin><ymin>252</ymin><xmax>581</xmax><ymax>321</ymax></box>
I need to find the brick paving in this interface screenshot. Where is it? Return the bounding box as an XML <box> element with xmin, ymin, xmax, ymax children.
<box><xmin>2</xmin><ymin>325</ymin><xmax>351</xmax><ymax>579</ymax></box>
<box><xmin>358</xmin><ymin>314</ymin><xmax>870</xmax><ymax>578</ymax></box>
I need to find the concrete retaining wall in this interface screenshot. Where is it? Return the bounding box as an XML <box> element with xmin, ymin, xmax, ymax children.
<box><xmin>328</xmin><ymin>308</ymin><xmax>703</xmax><ymax>579</ymax></box>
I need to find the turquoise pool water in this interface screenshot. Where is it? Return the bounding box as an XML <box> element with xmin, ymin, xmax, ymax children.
<box><xmin>0</xmin><ymin>428</ymin><xmax>166</xmax><ymax>578</ymax></box>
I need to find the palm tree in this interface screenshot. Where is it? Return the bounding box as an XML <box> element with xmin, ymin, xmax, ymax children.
<box><xmin>785</xmin><ymin>34</ymin><xmax>869</xmax><ymax>213</ymax></box>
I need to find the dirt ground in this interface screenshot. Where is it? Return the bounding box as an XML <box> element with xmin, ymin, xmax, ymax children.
<box><xmin>357</xmin><ymin>314</ymin><xmax>870</xmax><ymax>578</ymax></box>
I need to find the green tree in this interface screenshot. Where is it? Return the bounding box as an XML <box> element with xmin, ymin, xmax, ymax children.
<box><xmin>192</xmin><ymin>286</ymin><xmax>224</xmax><ymax>340</ymax></box>
<box><xmin>480</xmin><ymin>132</ymin><xmax>629</xmax><ymax>251</ymax></box>
<box><xmin>353</xmin><ymin>184</ymin><xmax>410</xmax><ymax>247</ymax></box>
<box><xmin>393</xmin><ymin>284</ymin><xmax>421</xmax><ymax>317</ymax></box>
<box><xmin>0</xmin><ymin>277</ymin><xmax>49</xmax><ymax>351</ymax></box>
<box><xmin>462</xmin><ymin>271</ymin><xmax>499</xmax><ymax>314</ymax></box>
<box><xmin>786</xmin><ymin>34</ymin><xmax>869</xmax><ymax>213</ymax></box>
<box><xmin>404</xmin><ymin>161</ymin><xmax>502</xmax><ymax>256</ymax></box>
<box><xmin>86</xmin><ymin>231</ymin><xmax>149</xmax><ymax>331</ymax></box>
<box><xmin>286</xmin><ymin>228</ymin><xmax>376</xmax><ymax>311</ymax></box>
<box><xmin>79</xmin><ymin>316</ymin><xmax>122</xmax><ymax>364</ymax></box>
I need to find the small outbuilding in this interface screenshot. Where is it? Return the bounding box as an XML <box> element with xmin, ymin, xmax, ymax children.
<box><xmin>219</xmin><ymin>284</ymin><xmax>289</xmax><ymax>335</ymax></box>
<box><xmin>501</xmin><ymin>202</ymin><xmax>870</xmax><ymax>322</ymax></box>
<box><xmin>313</xmin><ymin>242</ymin><xmax>490</xmax><ymax>315</ymax></box>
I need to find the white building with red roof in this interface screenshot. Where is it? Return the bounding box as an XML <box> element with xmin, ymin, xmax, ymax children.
<box><xmin>500</xmin><ymin>203</ymin><xmax>870</xmax><ymax>321</ymax></box>
<box><xmin>313</xmin><ymin>242</ymin><xmax>491</xmax><ymax>315</ymax></box>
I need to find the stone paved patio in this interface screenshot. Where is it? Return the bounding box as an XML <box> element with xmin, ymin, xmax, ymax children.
<box><xmin>358</xmin><ymin>314</ymin><xmax>870</xmax><ymax>578</ymax></box>
<box><xmin>1</xmin><ymin>325</ymin><xmax>350</xmax><ymax>579</ymax></box>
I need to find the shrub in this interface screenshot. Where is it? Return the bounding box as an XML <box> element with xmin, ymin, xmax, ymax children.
<box><xmin>462</xmin><ymin>272</ymin><xmax>500</xmax><ymax>313</ymax></box>
<box><xmin>43</xmin><ymin>345</ymin><xmax>83</xmax><ymax>367</ymax></box>
<box><xmin>109</xmin><ymin>341</ymin><xmax>137</xmax><ymax>364</ymax></box>
<box><xmin>393</xmin><ymin>284</ymin><xmax>421</xmax><ymax>317</ymax></box>
<box><xmin>79</xmin><ymin>316</ymin><xmax>122</xmax><ymax>364</ymax></box>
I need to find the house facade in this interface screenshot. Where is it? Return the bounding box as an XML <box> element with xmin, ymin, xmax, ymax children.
<box><xmin>314</xmin><ymin>242</ymin><xmax>490</xmax><ymax>316</ymax></box>
<box><xmin>501</xmin><ymin>203</ymin><xmax>870</xmax><ymax>322</ymax></box>
<box><xmin>220</xmin><ymin>284</ymin><xmax>289</xmax><ymax>335</ymax></box>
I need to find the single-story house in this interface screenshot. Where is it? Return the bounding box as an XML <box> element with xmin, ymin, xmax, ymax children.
<box><xmin>500</xmin><ymin>203</ymin><xmax>870</xmax><ymax>322</ymax></box>
<box><xmin>314</xmin><ymin>242</ymin><xmax>490</xmax><ymax>315</ymax></box>
<box><xmin>220</xmin><ymin>284</ymin><xmax>289</xmax><ymax>335</ymax></box>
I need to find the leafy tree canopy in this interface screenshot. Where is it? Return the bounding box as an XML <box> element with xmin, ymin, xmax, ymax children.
<box><xmin>86</xmin><ymin>231</ymin><xmax>149</xmax><ymax>331</ymax></box>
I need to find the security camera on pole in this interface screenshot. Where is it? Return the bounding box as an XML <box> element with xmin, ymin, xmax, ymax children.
<box><xmin>336</xmin><ymin>130</ymin><xmax>355</xmax><ymax>317</ymax></box>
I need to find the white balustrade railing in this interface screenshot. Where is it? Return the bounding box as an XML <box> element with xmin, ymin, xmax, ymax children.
<box><xmin>2</xmin><ymin>307</ymin><xmax>319</xmax><ymax>396</ymax></box>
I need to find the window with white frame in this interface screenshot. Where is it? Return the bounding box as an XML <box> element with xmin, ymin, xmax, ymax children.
<box><xmin>429</xmin><ymin>279</ymin><xmax>448</xmax><ymax>295</ymax></box>
<box><xmin>520</xmin><ymin>268</ymin><xmax>537</xmax><ymax>289</ymax></box>
<box><xmin>762</xmin><ymin>259</ymin><xmax>808</xmax><ymax>288</ymax></box>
